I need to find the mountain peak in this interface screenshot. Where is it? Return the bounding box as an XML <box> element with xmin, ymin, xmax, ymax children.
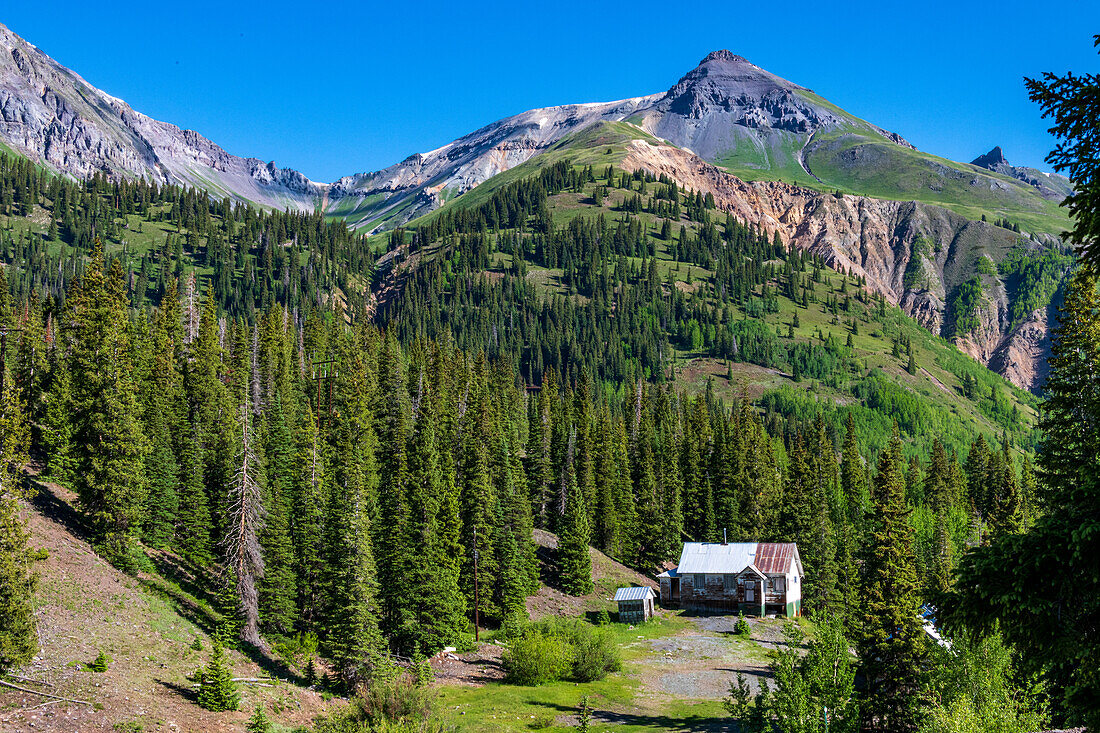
<box><xmin>972</xmin><ymin>146</ymin><xmax>1009</xmax><ymax>170</ymax></box>
<box><xmin>699</xmin><ymin>49</ymin><xmax>750</xmax><ymax>66</ymax></box>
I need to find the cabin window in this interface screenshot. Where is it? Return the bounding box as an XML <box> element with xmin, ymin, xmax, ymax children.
<box><xmin>706</xmin><ymin>574</ymin><xmax>722</xmax><ymax>586</ymax></box>
<box><xmin>693</xmin><ymin>574</ymin><xmax>705</xmax><ymax>588</ymax></box>
<box><xmin>723</xmin><ymin>574</ymin><xmax>735</xmax><ymax>591</ymax></box>
<box><xmin>775</xmin><ymin>577</ymin><xmax>785</xmax><ymax>592</ymax></box>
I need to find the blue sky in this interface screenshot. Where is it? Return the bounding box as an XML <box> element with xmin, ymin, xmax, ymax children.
<box><xmin>5</xmin><ymin>1</ymin><xmax>1098</xmax><ymax>183</ymax></box>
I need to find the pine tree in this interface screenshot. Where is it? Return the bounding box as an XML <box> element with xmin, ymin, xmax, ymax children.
<box><xmin>176</xmin><ymin>416</ymin><xmax>214</xmax><ymax>566</ymax></box>
<box><xmin>66</xmin><ymin>243</ymin><xmax>148</xmax><ymax>561</ymax></box>
<box><xmin>0</xmin><ymin>384</ymin><xmax>37</xmax><ymax>672</ymax></box>
<box><xmin>859</xmin><ymin>424</ymin><xmax>927</xmax><ymax>732</ymax></box>
<box><xmin>558</xmin><ymin>451</ymin><xmax>593</xmax><ymax>596</ymax></box>
<box><xmin>197</xmin><ymin>626</ymin><xmax>239</xmax><ymax>712</ymax></box>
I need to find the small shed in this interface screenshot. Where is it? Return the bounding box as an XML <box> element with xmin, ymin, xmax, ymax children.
<box><xmin>614</xmin><ymin>586</ymin><xmax>657</xmax><ymax>623</ymax></box>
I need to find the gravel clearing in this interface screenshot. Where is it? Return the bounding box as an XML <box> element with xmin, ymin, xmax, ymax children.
<box><xmin>627</xmin><ymin>615</ymin><xmax>793</xmax><ymax>700</ymax></box>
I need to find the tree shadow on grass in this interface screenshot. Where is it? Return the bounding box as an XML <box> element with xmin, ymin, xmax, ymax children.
<box><xmin>135</xmin><ymin>556</ymin><xmax>306</xmax><ymax>686</ymax></box>
<box><xmin>534</xmin><ymin>541</ymin><xmax>570</xmax><ymax>595</ymax></box>
<box><xmin>154</xmin><ymin>678</ymin><xmax>199</xmax><ymax>704</ymax></box>
<box><xmin>27</xmin><ymin>469</ymin><xmax>304</xmax><ymax>687</ymax></box>
<box><xmin>28</xmin><ymin>475</ymin><xmax>91</xmax><ymax>543</ymax></box>
<box><xmin>543</xmin><ymin>702</ymin><xmax>734</xmax><ymax>732</ymax></box>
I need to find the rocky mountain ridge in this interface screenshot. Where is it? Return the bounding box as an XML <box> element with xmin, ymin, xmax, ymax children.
<box><xmin>616</xmin><ymin>136</ymin><xmax>1063</xmax><ymax>390</ymax></box>
<box><xmin>0</xmin><ymin>23</ymin><xmax>1072</xmax><ymax>389</ymax></box>
<box><xmin>0</xmin><ymin>23</ymin><xmax>323</xmax><ymax>211</ymax></box>
<box><xmin>970</xmin><ymin>145</ymin><xmax>1074</xmax><ymax>201</ymax></box>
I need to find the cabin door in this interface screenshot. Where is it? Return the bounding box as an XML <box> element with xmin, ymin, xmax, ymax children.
<box><xmin>671</xmin><ymin>578</ymin><xmax>680</xmax><ymax>601</ymax></box>
<box><xmin>746</xmin><ymin>583</ymin><xmax>755</xmax><ymax>602</ymax></box>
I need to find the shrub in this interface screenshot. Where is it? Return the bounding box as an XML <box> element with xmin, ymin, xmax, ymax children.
<box><xmin>595</xmin><ymin>609</ymin><xmax>610</xmax><ymax>626</ymax></box>
<box><xmin>503</xmin><ymin>628</ymin><xmax>573</xmax><ymax>685</ymax></box>
<box><xmin>569</xmin><ymin>624</ymin><xmax>621</xmax><ymax>683</ymax></box>
<box><xmin>504</xmin><ymin>620</ymin><xmax>621</xmax><ymax>685</ymax></box>
<box><xmin>197</xmin><ymin>628</ymin><xmax>239</xmax><ymax>712</ymax></box>
<box><xmin>735</xmin><ymin>613</ymin><xmax>751</xmax><ymax>637</ymax></box>
<box><xmin>355</xmin><ymin>673</ymin><xmax>435</xmax><ymax>726</ymax></box>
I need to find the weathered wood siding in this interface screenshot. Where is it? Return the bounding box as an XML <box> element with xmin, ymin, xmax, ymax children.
<box><xmin>675</xmin><ymin>572</ymin><xmax>797</xmax><ymax>616</ymax></box>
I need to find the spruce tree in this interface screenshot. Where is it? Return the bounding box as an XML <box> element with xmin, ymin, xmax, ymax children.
<box><xmin>176</xmin><ymin>416</ymin><xmax>214</xmax><ymax>566</ymax></box>
<box><xmin>321</xmin><ymin>333</ymin><xmax>382</xmax><ymax>686</ymax></box>
<box><xmin>67</xmin><ymin>243</ymin><xmax>148</xmax><ymax>561</ymax></box>
<box><xmin>40</xmin><ymin>347</ymin><xmax>75</xmax><ymax>483</ymax></box>
<box><xmin>198</xmin><ymin>626</ymin><xmax>239</xmax><ymax>712</ymax></box>
<box><xmin>375</xmin><ymin>335</ymin><xmax>413</xmax><ymax>644</ymax></box>
<box><xmin>950</xmin><ymin>267</ymin><xmax>1100</xmax><ymax>729</ymax></box>
<box><xmin>292</xmin><ymin>403</ymin><xmax>326</xmax><ymax>628</ymax></box>
<box><xmin>0</xmin><ymin>384</ymin><xmax>37</xmax><ymax>672</ymax></box>
<box><xmin>408</xmin><ymin>381</ymin><xmax>466</xmax><ymax>651</ymax></box>
<box><xmin>859</xmin><ymin>424</ymin><xmax>927</xmax><ymax>732</ymax></box>
<box><xmin>558</xmin><ymin>457</ymin><xmax>593</xmax><ymax>596</ymax></box>
<box><xmin>258</xmin><ymin>393</ymin><xmax>298</xmax><ymax>633</ymax></box>
<box><xmin>142</xmin><ymin>406</ymin><xmax>180</xmax><ymax>549</ymax></box>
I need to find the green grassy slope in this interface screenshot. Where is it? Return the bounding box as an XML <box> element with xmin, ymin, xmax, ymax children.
<box><xmin>803</xmin><ymin>126</ymin><xmax>1070</xmax><ymax>234</ymax></box>
<box><xmin>390</xmin><ymin>132</ymin><xmax>1041</xmax><ymax>458</ymax></box>
<box><xmin>701</xmin><ymin>88</ymin><xmax>1070</xmax><ymax>236</ymax></box>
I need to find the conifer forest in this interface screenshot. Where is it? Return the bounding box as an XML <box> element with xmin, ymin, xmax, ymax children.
<box><xmin>0</xmin><ymin>19</ymin><xmax>1098</xmax><ymax>733</ymax></box>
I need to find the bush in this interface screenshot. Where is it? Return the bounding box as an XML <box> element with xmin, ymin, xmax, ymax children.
<box><xmin>734</xmin><ymin>613</ymin><xmax>751</xmax><ymax>637</ymax></box>
<box><xmin>503</xmin><ymin>628</ymin><xmax>573</xmax><ymax>685</ymax></box>
<box><xmin>569</xmin><ymin>624</ymin><xmax>621</xmax><ymax>683</ymax></box>
<box><xmin>247</xmin><ymin>705</ymin><xmax>271</xmax><ymax>733</ymax></box>
<box><xmin>503</xmin><ymin>620</ymin><xmax>621</xmax><ymax>685</ymax></box>
<box><xmin>356</xmin><ymin>669</ymin><xmax>433</xmax><ymax>717</ymax></box>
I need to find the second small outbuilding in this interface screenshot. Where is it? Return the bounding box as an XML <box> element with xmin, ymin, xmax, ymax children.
<box><xmin>613</xmin><ymin>586</ymin><xmax>658</xmax><ymax>624</ymax></box>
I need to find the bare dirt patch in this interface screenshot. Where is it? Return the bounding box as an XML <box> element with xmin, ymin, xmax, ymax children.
<box><xmin>0</xmin><ymin>475</ymin><xmax>340</xmax><ymax>733</ymax></box>
<box><xmin>525</xmin><ymin>529</ymin><xmax>656</xmax><ymax>621</ymax></box>
<box><xmin>430</xmin><ymin>645</ymin><xmax>506</xmax><ymax>686</ymax></box>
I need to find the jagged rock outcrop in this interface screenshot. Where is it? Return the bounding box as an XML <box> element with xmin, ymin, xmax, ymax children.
<box><xmin>0</xmin><ymin>23</ymin><xmax>323</xmax><ymax>211</ymax></box>
<box><xmin>971</xmin><ymin>145</ymin><xmax>1074</xmax><ymax>201</ymax></box>
<box><xmin>619</xmin><ymin>138</ymin><xmax>1059</xmax><ymax>391</ymax></box>
<box><xmin>327</xmin><ymin>50</ymin><xmax>918</xmax><ymax>231</ymax></box>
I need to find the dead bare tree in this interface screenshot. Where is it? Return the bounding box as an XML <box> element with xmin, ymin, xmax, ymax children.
<box><xmin>223</xmin><ymin>394</ymin><xmax>266</xmax><ymax>648</ymax></box>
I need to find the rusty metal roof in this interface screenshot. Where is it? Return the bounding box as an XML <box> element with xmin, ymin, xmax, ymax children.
<box><xmin>754</xmin><ymin>543</ymin><xmax>800</xmax><ymax>575</ymax></box>
<box><xmin>675</xmin><ymin>541</ymin><xmax>803</xmax><ymax>576</ymax></box>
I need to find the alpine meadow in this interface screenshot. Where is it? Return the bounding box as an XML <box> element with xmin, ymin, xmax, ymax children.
<box><xmin>0</xmin><ymin>11</ymin><xmax>1099</xmax><ymax>733</ymax></box>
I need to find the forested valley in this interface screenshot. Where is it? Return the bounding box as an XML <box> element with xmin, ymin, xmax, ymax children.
<box><xmin>0</xmin><ymin>99</ymin><xmax>1095</xmax><ymax>732</ymax></box>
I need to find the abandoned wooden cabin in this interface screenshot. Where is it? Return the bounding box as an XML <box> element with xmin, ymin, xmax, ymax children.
<box><xmin>613</xmin><ymin>586</ymin><xmax>657</xmax><ymax>623</ymax></box>
<box><xmin>657</xmin><ymin>541</ymin><xmax>804</xmax><ymax>617</ymax></box>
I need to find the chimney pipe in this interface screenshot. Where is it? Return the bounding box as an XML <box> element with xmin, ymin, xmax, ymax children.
<box><xmin>723</xmin><ymin>528</ymin><xmax>727</xmax><ymax>545</ymax></box>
